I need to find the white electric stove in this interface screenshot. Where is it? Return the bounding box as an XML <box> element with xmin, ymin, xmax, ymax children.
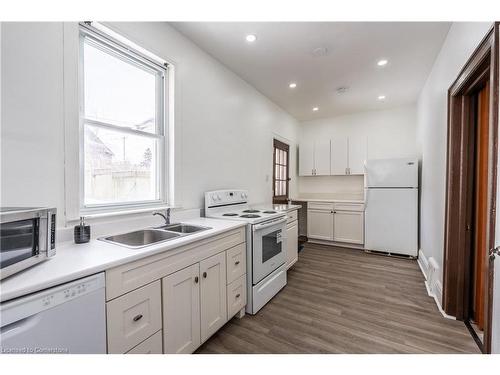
<box><xmin>204</xmin><ymin>190</ymin><xmax>287</xmax><ymax>314</ymax></box>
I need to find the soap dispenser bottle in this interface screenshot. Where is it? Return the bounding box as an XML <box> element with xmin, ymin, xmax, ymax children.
<box><xmin>74</xmin><ymin>216</ymin><xmax>91</xmax><ymax>244</ymax></box>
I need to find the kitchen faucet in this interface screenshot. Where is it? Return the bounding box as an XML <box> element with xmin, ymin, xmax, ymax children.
<box><xmin>153</xmin><ymin>208</ymin><xmax>171</xmax><ymax>225</ymax></box>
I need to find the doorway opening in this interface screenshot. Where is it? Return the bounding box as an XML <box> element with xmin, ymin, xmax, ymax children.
<box><xmin>443</xmin><ymin>26</ymin><xmax>499</xmax><ymax>353</ymax></box>
<box><xmin>273</xmin><ymin>139</ymin><xmax>290</xmax><ymax>204</ymax></box>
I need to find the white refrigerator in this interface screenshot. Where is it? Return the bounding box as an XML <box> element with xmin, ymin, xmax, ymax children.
<box><xmin>364</xmin><ymin>158</ymin><xmax>418</xmax><ymax>257</ymax></box>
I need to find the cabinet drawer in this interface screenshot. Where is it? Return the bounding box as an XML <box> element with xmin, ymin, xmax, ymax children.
<box><xmin>286</xmin><ymin>209</ymin><xmax>298</xmax><ymax>224</ymax></box>
<box><xmin>126</xmin><ymin>330</ymin><xmax>163</xmax><ymax>354</ymax></box>
<box><xmin>333</xmin><ymin>203</ymin><xmax>365</xmax><ymax>212</ymax></box>
<box><xmin>227</xmin><ymin>274</ymin><xmax>247</xmax><ymax>319</ymax></box>
<box><xmin>107</xmin><ymin>280</ymin><xmax>162</xmax><ymax>353</ymax></box>
<box><xmin>308</xmin><ymin>202</ymin><xmax>334</xmax><ymax>211</ymax></box>
<box><xmin>226</xmin><ymin>243</ymin><xmax>246</xmax><ymax>284</ymax></box>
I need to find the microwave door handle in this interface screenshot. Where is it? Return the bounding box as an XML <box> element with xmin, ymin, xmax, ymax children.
<box><xmin>253</xmin><ymin>218</ymin><xmax>287</xmax><ymax>231</ymax></box>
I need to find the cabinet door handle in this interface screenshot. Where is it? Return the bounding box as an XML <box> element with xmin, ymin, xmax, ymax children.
<box><xmin>133</xmin><ymin>314</ymin><xmax>143</xmax><ymax>322</ymax></box>
<box><xmin>235</xmin><ymin>293</ymin><xmax>241</xmax><ymax>299</ymax></box>
<box><xmin>203</xmin><ymin>272</ymin><xmax>207</xmax><ymax>278</ymax></box>
<box><xmin>194</xmin><ymin>276</ymin><xmax>199</xmax><ymax>283</ymax></box>
<box><xmin>235</xmin><ymin>261</ymin><xmax>240</xmax><ymax>265</ymax></box>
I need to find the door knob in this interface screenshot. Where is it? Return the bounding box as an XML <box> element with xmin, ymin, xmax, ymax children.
<box><xmin>194</xmin><ymin>276</ymin><xmax>199</xmax><ymax>283</ymax></box>
<box><xmin>203</xmin><ymin>272</ymin><xmax>207</xmax><ymax>278</ymax></box>
<box><xmin>489</xmin><ymin>247</ymin><xmax>500</xmax><ymax>261</ymax></box>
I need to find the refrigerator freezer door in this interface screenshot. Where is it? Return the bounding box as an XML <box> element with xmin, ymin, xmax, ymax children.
<box><xmin>365</xmin><ymin>188</ymin><xmax>418</xmax><ymax>256</ymax></box>
<box><xmin>365</xmin><ymin>158</ymin><xmax>418</xmax><ymax>188</ymax></box>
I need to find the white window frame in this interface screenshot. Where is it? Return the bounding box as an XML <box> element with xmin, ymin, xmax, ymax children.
<box><xmin>78</xmin><ymin>23</ymin><xmax>170</xmax><ymax>215</ymax></box>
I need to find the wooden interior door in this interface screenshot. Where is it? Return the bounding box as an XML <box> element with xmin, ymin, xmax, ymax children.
<box><xmin>472</xmin><ymin>82</ymin><xmax>490</xmax><ymax>331</ymax></box>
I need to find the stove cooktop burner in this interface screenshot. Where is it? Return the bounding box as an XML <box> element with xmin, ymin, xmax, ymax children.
<box><xmin>240</xmin><ymin>214</ymin><xmax>261</xmax><ymax>218</ymax></box>
<box><xmin>222</xmin><ymin>213</ymin><xmax>238</xmax><ymax>216</ymax></box>
<box><xmin>242</xmin><ymin>209</ymin><xmax>260</xmax><ymax>213</ymax></box>
<box><xmin>262</xmin><ymin>210</ymin><xmax>277</xmax><ymax>214</ymax></box>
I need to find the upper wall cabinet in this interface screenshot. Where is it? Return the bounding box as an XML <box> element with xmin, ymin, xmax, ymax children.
<box><xmin>299</xmin><ymin>140</ymin><xmax>331</xmax><ymax>176</ymax></box>
<box><xmin>314</xmin><ymin>139</ymin><xmax>331</xmax><ymax>175</ymax></box>
<box><xmin>299</xmin><ymin>136</ymin><xmax>367</xmax><ymax>176</ymax></box>
<box><xmin>330</xmin><ymin>138</ymin><xmax>348</xmax><ymax>175</ymax></box>
<box><xmin>347</xmin><ymin>135</ymin><xmax>368</xmax><ymax>175</ymax></box>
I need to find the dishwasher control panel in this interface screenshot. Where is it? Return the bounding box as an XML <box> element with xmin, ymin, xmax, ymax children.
<box><xmin>1</xmin><ymin>273</ymin><xmax>105</xmax><ymax>328</ymax></box>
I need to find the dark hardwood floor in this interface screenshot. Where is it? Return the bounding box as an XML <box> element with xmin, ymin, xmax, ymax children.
<box><xmin>196</xmin><ymin>243</ymin><xmax>480</xmax><ymax>354</ymax></box>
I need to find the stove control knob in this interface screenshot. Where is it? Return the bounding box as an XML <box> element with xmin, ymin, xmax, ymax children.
<box><xmin>216</xmin><ymin>194</ymin><xmax>221</xmax><ymax>201</ymax></box>
<box><xmin>211</xmin><ymin>194</ymin><xmax>217</xmax><ymax>202</ymax></box>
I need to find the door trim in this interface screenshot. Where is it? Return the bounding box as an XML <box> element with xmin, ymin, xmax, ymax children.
<box><xmin>443</xmin><ymin>23</ymin><xmax>499</xmax><ymax>353</ymax></box>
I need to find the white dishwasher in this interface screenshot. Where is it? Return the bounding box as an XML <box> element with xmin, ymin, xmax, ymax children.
<box><xmin>0</xmin><ymin>273</ymin><xmax>106</xmax><ymax>354</ymax></box>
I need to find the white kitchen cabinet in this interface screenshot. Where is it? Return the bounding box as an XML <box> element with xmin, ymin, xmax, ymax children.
<box><xmin>106</xmin><ymin>280</ymin><xmax>162</xmax><ymax>354</ymax></box>
<box><xmin>299</xmin><ymin>139</ymin><xmax>331</xmax><ymax>176</ymax></box>
<box><xmin>307</xmin><ymin>209</ymin><xmax>334</xmax><ymax>241</ymax></box>
<box><xmin>226</xmin><ymin>274</ymin><xmax>247</xmax><ymax>318</ymax></box>
<box><xmin>300</xmin><ymin>136</ymin><xmax>367</xmax><ymax>176</ymax></box>
<box><xmin>314</xmin><ymin>139</ymin><xmax>331</xmax><ymax>175</ymax></box>
<box><xmin>200</xmin><ymin>252</ymin><xmax>227</xmax><ymax>343</ymax></box>
<box><xmin>308</xmin><ymin>202</ymin><xmax>365</xmax><ymax>245</ymax></box>
<box><xmin>333</xmin><ymin>210</ymin><xmax>364</xmax><ymax>244</ymax></box>
<box><xmin>286</xmin><ymin>221</ymin><xmax>299</xmax><ymax>268</ymax></box>
<box><xmin>162</xmin><ymin>264</ymin><xmax>201</xmax><ymax>354</ymax></box>
<box><xmin>126</xmin><ymin>330</ymin><xmax>163</xmax><ymax>354</ymax></box>
<box><xmin>331</xmin><ymin>137</ymin><xmax>349</xmax><ymax>175</ymax></box>
<box><xmin>299</xmin><ymin>140</ymin><xmax>315</xmax><ymax>176</ymax></box>
<box><xmin>348</xmin><ymin>136</ymin><xmax>368</xmax><ymax>175</ymax></box>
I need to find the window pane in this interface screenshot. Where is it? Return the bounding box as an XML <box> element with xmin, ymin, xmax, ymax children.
<box><xmin>84</xmin><ymin>39</ymin><xmax>158</xmax><ymax>133</ymax></box>
<box><xmin>84</xmin><ymin>124</ymin><xmax>159</xmax><ymax>206</ymax></box>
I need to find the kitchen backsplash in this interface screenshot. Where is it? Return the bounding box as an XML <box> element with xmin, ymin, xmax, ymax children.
<box><xmin>297</xmin><ymin>175</ymin><xmax>364</xmax><ymax>195</ymax></box>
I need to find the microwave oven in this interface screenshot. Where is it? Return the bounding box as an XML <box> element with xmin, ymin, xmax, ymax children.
<box><xmin>0</xmin><ymin>207</ymin><xmax>56</xmax><ymax>280</ymax></box>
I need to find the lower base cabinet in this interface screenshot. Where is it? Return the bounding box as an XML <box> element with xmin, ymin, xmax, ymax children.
<box><xmin>286</xmin><ymin>221</ymin><xmax>298</xmax><ymax>268</ymax></box>
<box><xmin>333</xmin><ymin>210</ymin><xmax>364</xmax><ymax>244</ymax></box>
<box><xmin>105</xmin><ymin>227</ymin><xmax>247</xmax><ymax>354</ymax></box>
<box><xmin>126</xmin><ymin>330</ymin><xmax>163</xmax><ymax>354</ymax></box>
<box><xmin>307</xmin><ymin>202</ymin><xmax>364</xmax><ymax>245</ymax></box>
<box><xmin>106</xmin><ymin>280</ymin><xmax>162</xmax><ymax>354</ymax></box>
<box><xmin>227</xmin><ymin>274</ymin><xmax>246</xmax><ymax>318</ymax></box>
<box><xmin>162</xmin><ymin>263</ymin><xmax>201</xmax><ymax>354</ymax></box>
<box><xmin>200</xmin><ymin>252</ymin><xmax>227</xmax><ymax>342</ymax></box>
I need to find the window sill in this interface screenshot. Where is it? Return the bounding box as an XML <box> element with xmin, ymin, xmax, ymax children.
<box><xmin>67</xmin><ymin>204</ymin><xmax>176</xmax><ymax>224</ymax></box>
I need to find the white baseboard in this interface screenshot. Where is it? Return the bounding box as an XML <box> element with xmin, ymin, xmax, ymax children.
<box><xmin>418</xmin><ymin>249</ymin><xmax>455</xmax><ymax>320</ymax></box>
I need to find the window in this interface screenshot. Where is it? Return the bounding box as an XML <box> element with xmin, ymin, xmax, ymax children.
<box><xmin>79</xmin><ymin>25</ymin><xmax>168</xmax><ymax>213</ymax></box>
<box><xmin>273</xmin><ymin>139</ymin><xmax>290</xmax><ymax>204</ymax></box>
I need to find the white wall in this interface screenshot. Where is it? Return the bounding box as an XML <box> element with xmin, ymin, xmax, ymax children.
<box><xmin>1</xmin><ymin>22</ymin><xmax>300</xmax><ymax>227</ymax></box>
<box><xmin>416</xmin><ymin>22</ymin><xmax>492</xmax><ymax>304</ymax></box>
<box><xmin>298</xmin><ymin>105</ymin><xmax>417</xmax><ymax>195</ymax></box>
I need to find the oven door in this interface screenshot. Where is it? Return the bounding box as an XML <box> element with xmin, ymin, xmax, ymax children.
<box><xmin>252</xmin><ymin>217</ymin><xmax>287</xmax><ymax>284</ymax></box>
<box><xmin>0</xmin><ymin>216</ymin><xmax>43</xmax><ymax>280</ymax></box>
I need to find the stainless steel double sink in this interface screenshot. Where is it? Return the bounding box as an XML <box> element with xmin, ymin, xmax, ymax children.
<box><xmin>99</xmin><ymin>223</ymin><xmax>211</xmax><ymax>249</ymax></box>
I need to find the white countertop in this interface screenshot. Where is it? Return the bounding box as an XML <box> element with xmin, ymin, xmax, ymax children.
<box><xmin>272</xmin><ymin>204</ymin><xmax>302</xmax><ymax>212</ymax></box>
<box><xmin>291</xmin><ymin>193</ymin><xmax>365</xmax><ymax>204</ymax></box>
<box><xmin>0</xmin><ymin>217</ymin><xmax>245</xmax><ymax>303</ymax></box>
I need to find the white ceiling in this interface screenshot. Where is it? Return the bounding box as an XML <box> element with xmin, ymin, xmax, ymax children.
<box><xmin>171</xmin><ymin>22</ymin><xmax>451</xmax><ymax>121</ymax></box>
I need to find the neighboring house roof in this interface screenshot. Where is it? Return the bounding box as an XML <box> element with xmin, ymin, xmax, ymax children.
<box><xmin>85</xmin><ymin>129</ymin><xmax>114</xmax><ymax>158</ymax></box>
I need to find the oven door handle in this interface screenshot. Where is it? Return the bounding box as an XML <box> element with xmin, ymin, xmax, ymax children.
<box><xmin>252</xmin><ymin>217</ymin><xmax>287</xmax><ymax>231</ymax></box>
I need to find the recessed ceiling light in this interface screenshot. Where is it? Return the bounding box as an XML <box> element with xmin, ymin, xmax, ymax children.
<box><xmin>378</xmin><ymin>95</ymin><xmax>386</xmax><ymax>101</ymax></box>
<box><xmin>377</xmin><ymin>59</ymin><xmax>388</xmax><ymax>66</ymax></box>
<box><xmin>289</xmin><ymin>82</ymin><xmax>297</xmax><ymax>89</ymax></box>
<box><xmin>312</xmin><ymin>107</ymin><xmax>319</xmax><ymax>112</ymax></box>
<box><xmin>245</xmin><ymin>34</ymin><xmax>257</xmax><ymax>43</ymax></box>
